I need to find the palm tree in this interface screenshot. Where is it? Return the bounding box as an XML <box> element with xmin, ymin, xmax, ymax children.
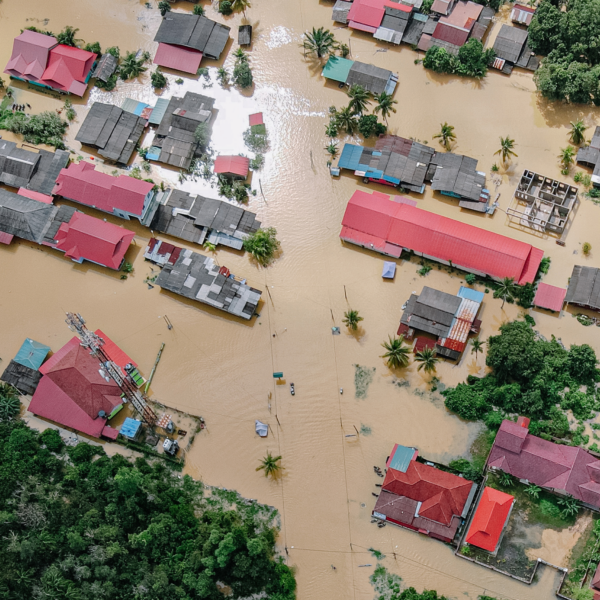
<box><xmin>158</xmin><ymin>1</ymin><xmax>171</xmax><ymax>16</ymax></box>
<box><xmin>347</xmin><ymin>84</ymin><xmax>371</xmax><ymax>115</ymax></box>
<box><xmin>204</xmin><ymin>240</ymin><xmax>216</xmax><ymax>253</ymax></box>
<box><xmin>120</xmin><ymin>52</ymin><xmax>147</xmax><ymax>80</ymax></box>
<box><xmin>471</xmin><ymin>337</ymin><xmax>485</xmax><ymax>361</ymax></box>
<box><xmin>569</xmin><ymin>120</ymin><xmax>587</xmax><ymax>145</ymax></box>
<box><xmin>494</xmin><ymin>277</ymin><xmax>517</xmax><ymax>308</ymax></box>
<box><xmin>336</xmin><ymin>106</ymin><xmax>358</xmax><ymax>134</ymax></box>
<box><xmin>256</xmin><ymin>451</ymin><xmax>282</xmax><ymax>478</ymax></box>
<box><xmin>415</xmin><ymin>347</ymin><xmax>439</xmax><ymax>374</ymax></box>
<box><xmin>342</xmin><ymin>309</ymin><xmax>363</xmax><ymax>331</ymax></box>
<box><xmin>381</xmin><ymin>335</ymin><xmax>411</xmax><ymax>369</ymax></box>
<box><xmin>373</xmin><ymin>91</ymin><xmax>398</xmax><ymax>125</ymax></box>
<box><xmin>433</xmin><ymin>122</ymin><xmax>456</xmax><ymax>151</ymax></box>
<box><xmin>559</xmin><ymin>145</ymin><xmax>576</xmax><ymax>170</ymax></box>
<box><xmin>325</xmin><ymin>142</ymin><xmax>339</xmax><ymax>160</ymax></box>
<box><xmin>0</xmin><ymin>384</ymin><xmax>20</xmax><ymax>420</ymax></box>
<box><xmin>495</xmin><ymin>137</ymin><xmax>518</xmax><ymax>163</ymax></box>
<box><xmin>56</xmin><ymin>26</ymin><xmax>81</xmax><ymax>47</ymax></box>
<box><xmin>232</xmin><ymin>0</ymin><xmax>251</xmax><ymax>16</ymax></box>
<box><xmin>302</xmin><ymin>27</ymin><xmax>337</xmax><ymax>59</ymax></box>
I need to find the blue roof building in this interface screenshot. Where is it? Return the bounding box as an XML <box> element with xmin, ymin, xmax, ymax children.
<box><xmin>14</xmin><ymin>338</ymin><xmax>50</xmax><ymax>370</ymax></box>
<box><xmin>120</xmin><ymin>417</ymin><xmax>142</xmax><ymax>440</ymax></box>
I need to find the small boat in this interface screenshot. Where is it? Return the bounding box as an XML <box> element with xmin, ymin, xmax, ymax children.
<box><xmin>290</xmin><ymin>382</ymin><xmax>295</xmax><ymax>396</ymax></box>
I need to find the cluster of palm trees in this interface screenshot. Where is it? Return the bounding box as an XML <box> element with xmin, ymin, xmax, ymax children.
<box><xmin>558</xmin><ymin>120</ymin><xmax>587</xmax><ymax>175</ymax></box>
<box><xmin>380</xmin><ymin>335</ymin><xmax>440</xmax><ymax>374</ymax></box>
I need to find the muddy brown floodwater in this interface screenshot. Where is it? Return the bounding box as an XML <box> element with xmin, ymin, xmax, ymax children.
<box><xmin>1</xmin><ymin>0</ymin><xmax>600</xmax><ymax>598</ymax></box>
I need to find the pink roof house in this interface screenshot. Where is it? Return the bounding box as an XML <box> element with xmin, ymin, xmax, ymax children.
<box><xmin>53</xmin><ymin>161</ymin><xmax>155</xmax><ymax>221</ymax></box>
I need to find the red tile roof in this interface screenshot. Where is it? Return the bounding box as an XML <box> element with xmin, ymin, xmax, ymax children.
<box><xmin>488</xmin><ymin>420</ymin><xmax>600</xmax><ymax>508</ymax></box>
<box><xmin>95</xmin><ymin>329</ymin><xmax>137</xmax><ymax>377</ymax></box>
<box><xmin>249</xmin><ymin>112</ymin><xmax>264</xmax><ymax>127</ymax></box>
<box><xmin>214</xmin><ymin>155</ymin><xmax>250</xmax><ymax>178</ymax></box>
<box><xmin>53</xmin><ymin>212</ymin><xmax>135</xmax><ymax>270</ymax></box>
<box><xmin>340</xmin><ymin>190</ymin><xmax>543</xmax><ymax>285</ymax></box>
<box><xmin>432</xmin><ymin>22</ymin><xmax>470</xmax><ymax>46</ymax></box>
<box><xmin>5</xmin><ymin>30</ymin><xmax>56</xmax><ymax>81</ymax></box>
<box><xmin>465</xmin><ymin>487</ymin><xmax>514</xmax><ymax>551</ymax></box>
<box><xmin>382</xmin><ymin>460</ymin><xmax>473</xmax><ymax>526</ymax></box>
<box><xmin>534</xmin><ymin>283</ymin><xmax>567</xmax><ymax>312</ymax></box>
<box><xmin>153</xmin><ymin>43</ymin><xmax>203</xmax><ymax>75</ymax></box>
<box><xmin>30</xmin><ymin>337</ymin><xmax>123</xmax><ymax>438</ymax></box>
<box><xmin>53</xmin><ymin>162</ymin><xmax>153</xmax><ymax>217</ymax></box>
<box><xmin>347</xmin><ymin>0</ymin><xmax>404</xmax><ymax>29</ymax></box>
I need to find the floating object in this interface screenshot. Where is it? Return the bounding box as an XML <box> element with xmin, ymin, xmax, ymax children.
<box><xmin>340</xmin><ymin>388</ymin><xmax>343</xmax><ymax>394</ymax></box>
<box><xmin>290</xmin><ymin>382</ymin><xmax>295</xmax><ymax>396</ymax></box>
<box><xmin>255</xmin><ymin>420</ymin><xmax>268</xmax><ymax>437</ymax></box>
<box><xmin>332</xmin><ymin>326</ymin><xmax>340</xmax><ymax>335</ymax></box>
<box><xmin>382</xmin><ymin>261</ymin><xmax>396</xmax><ymax>279</ymax></box>
<box><xmin>273</xmin><ymin>371</ymin><xmax>283</xmax><ymax>379</ymax></box>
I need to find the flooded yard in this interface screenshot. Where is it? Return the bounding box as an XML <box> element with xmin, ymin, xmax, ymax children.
<box><xmin>1</xmin><ymin>0</ymin><xmax>600</xmax><ymax>599</ymax></box>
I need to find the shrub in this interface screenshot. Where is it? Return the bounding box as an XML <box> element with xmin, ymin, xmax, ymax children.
<box><xmin>233</xmin><ymin>60</ymin><xmax>253</xmax><ymax>88</ymax></box>
<box><xmin>243</xmin><ymin>127</ymin><xmax>268</xmax><ymax>153</ymax></box>
<box><xmin>151</xmin><ymin>70</ymin><xmax>167</xmax><ymax>88</ymax></box>
<box><xmin>583</xmin><ymin>242</ymin><xmax>592</xmax><ymax>255</ymax></box>
<box><xmin>219</xmin><ymin>0</ymin><xmax>233</xmax><ymax>15</ymax></box>
<box><xmin>249</xmin><ymin>154</ymin><xmax>264</xmax><ymax>170</ymax></box>
<box><xmin>465</xmin><ymin>273</ymin><xmax>476</xmax><ymax>285</ymax></box>
<box><xmin>539</xmin><ymin>256</ymin><xmax>551</xmax><ymax>274</ymax></box>
<box><xmin>243</xmin><ymin>227</ymin><xmax>280</xmax><ymax>265</ymax></box>
<box><xmin>357</xmin><ymin>114</ymin><xmax>386</xmax><ymax>138</ymax></box>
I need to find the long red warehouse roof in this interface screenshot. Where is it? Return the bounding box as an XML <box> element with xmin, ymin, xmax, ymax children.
<box><xmin>340</xmin><ymin>190</ymin><xmax>543</xmax><ymax>284</ymax></box>
<box><xmin>465</xmin><ymin>486</ymin><xmax>514</xmax><ymax>552</ymax></box>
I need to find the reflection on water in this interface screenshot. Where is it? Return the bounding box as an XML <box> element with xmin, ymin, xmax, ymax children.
<box><xmin>1</xmin><ymin>1</ymin><xmax>600</xmax><ymax>599</ymax></box>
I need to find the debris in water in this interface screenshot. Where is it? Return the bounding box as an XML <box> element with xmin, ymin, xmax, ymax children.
<box><xmin>354</xmin><ymin>364</ymin><xmax>375</xmax><ymax>399</ymax></box>
<box><xmin>360</xmin><ymin>424</ymin><xmax>372</xmax><ymax>436</ymax></box>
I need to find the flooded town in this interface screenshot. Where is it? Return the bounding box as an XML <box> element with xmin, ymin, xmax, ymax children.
<box><xmin>1</xmin><ymin>0</ymin><xmax>600</xmax><ymax>599</ymax></box>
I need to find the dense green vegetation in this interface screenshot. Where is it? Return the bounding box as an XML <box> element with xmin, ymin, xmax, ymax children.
<box><xmin>232</xmin><ymin>49</ymin><xmax>253</xmax><ymax>89</ymax></box>
<box><xmin>442</xmin><ymin>320</ymin><xmax>600</xmax><ymax>443</ymax></box>
<box><xmin>423</xmin><ymin>39</ymin><xmax>495</xmax><ymax>79</ymax></box>
<box><xmin>530</xmin><ymin>0</ymin><xmax>600</xmax><ymax>104</ymax></box>
<box><xmin>0</xmin><ymin>109</ymin><xmax>68</xmax><ymax>148</ymax></box>
<box><xmin>0</xmin><ymin>418</ymin><xmax>295</xmax><ymax>600</ymax></box>
<box><xmin>243</xmin><ymin>227</ymin><xmax>280</xmax><ymax>265</ymax></box>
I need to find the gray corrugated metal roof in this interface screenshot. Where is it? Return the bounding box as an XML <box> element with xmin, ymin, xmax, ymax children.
<box><xmin>347</xmin><ymin>61</ymin><xmax>394</xmax><ymax>95</ymax></box>
<box><xmin>332</xmin><ymin>0</ymin><xmax>352</xmax><ymax>23</ymax></box>
<box><xmin>403</xmin><ymin>17</ymin><xmax>428</xmax><ymax>46</ymax></box>
<box><xmin>27</xmin><ymin>149</ymin><xmax>70</xmax><ymax>196</ymax></box>
<box><xmin>204</xmin><ymin>23</ymin><xmax>230</xmax><ymax>59</ymax></box>
<box><xmin>93</xmin><ymin>53</ymin><xmax>118</xmax><ymax>82</ymax></box>
<box><xmin>0</xmin><ymin>189</ymin><xmax>59</xmax><ymax>243</ymax></box>
<box><xmin>43</xmin><ymin>205</ymin><xmax>76</xmax><ymax>245</ymax></box>
<box><xmin>565</xmin><ymin>266</ymin><xmax>600</xmax><ymax>310</ymax></box>
<box><xmin>430</xmin><ymin>152</ymin><xmax>485</xmax><ymax>201</ymax></box>
<box><xmin>0</xmin><ymin>360</ymin><xmax>42</xmax><ymax>395</ymax></box>
<box><xmin>493</xmin><ymin>24</ymin><xmax>528</xmax><ymax>64</ymax></box>
<box><xmin>238</xmin><ymin>25</ymin><xmax>252</xmax><ymax>46</ymax></box>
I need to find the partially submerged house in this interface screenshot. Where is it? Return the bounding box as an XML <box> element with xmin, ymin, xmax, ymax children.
<box><xmin>332</xmin><ymin>0</ymin><xmax>352</xmax><ymax>24</ymax></box>
<box><xmin>492</xmin><ymin>24</ymin><xmax>539</xmax><ymax>74</ymax></box>
<box><xmin>53</xmin><ymin>161</ymin><xmax>162</xmax><ymax>222</ymax></box>
<box><xmin>511</xmin><ymin>4</ymin><xmax>536</xmax><ymax>27</ymax></box>
<box><xmin>75</xmin><ymin>103</ymin><xmax>146</xmax><ymax>164</ymax></box>
<box><xmin>153</xmin><ymin>12</ymin><xmax>230</xmax><ymax>74</ymax></box>
<box><xmin>464</xmin><ymin>487</ymin><xmax>514</xmax><ymax>553</ymax></box>
<box><xmin>340</xmin><ymin>189</ymin><xmax>543</xmax><ymax>284</ymax></box>
<box><xmin>214</xmin><ymin>155</ymin><xmax>250</xmax><ymax>179</ymax></box>
<box><xmin>149</xmin><ymin>189</ymin><xmax>260</xmax><ymax>249</ymax></box>
<box><xmin>565</xmin><ymin>266</ymin><xmax>600</xmax><ymax>312</ymax></box>
<box><xmin>28</xmin><ymin>337</ymin><xmax>123</xmax><ymax>439</ymax></box>
<box><xmin>0</xmin><ymin>140</ymin><xmax>69</xmax><ymax>197</ymax></box>
<box><xmin>372</xmin><ymin>443</ymin><xmax>478</xmax><ymax>543</ymax></box>
<box><xmin>143</xmin><ymin>237</ymin><xmax>184</xmax><ymax>267</ymax></box>
<box><xmin>533</xmin><ymin>282</ymin><xmax>567</xmax><ymax>313</ymax></box>
<box><xmin>488</xmin><ymin>419</ymin><xmax>600</xmax><ymax>510</ymax></box>
<box><xmin>92</xmin><ymin>53</ymin><xmax>118</xmax><ymax>82</ymax></box>
<box><xmin>508</xmin><ymin>170</ymin><xmax>578</xmax><ymax>234</ymax></box>
<box><xmin>0</xmin><ymin>338</ymin><xmax>50</xmax><ymax>395</ymax></box>
<box><xmin>148</xmin><ymin>92</ymin><xmax>215</xmax><ymax>170</ymax></box>
<box><xmin>155</xmin><ymin>249</ymin><xmax>262</xmax><ymax>319</ymax></box>
<box><xmin>347</xmin><ymin>0</ymin><xmax>412</xmax><ymax>35</ymax></box>
<box><xmin>576</xmin><ymin>126</ymin><xmax>600</xmax><ymax>188</ymax></box>
<box><xmin>322</xmin><ymin>56</ymin><xmax>399</xmax><ymax>95</ymax></box>
<box><xmin>398</xmin><ymin>286</ymin><xmax>484</xmax><ymax>360</ymax></box>
<box><xmin>238</xmin><ymin>25</ymin><xmax>253</xmax><ymax>46</ymax></box>
<box><xmin>4</xmin><ymin>29</ymin><xmax>97</xmax><ymax>96</ymax></box>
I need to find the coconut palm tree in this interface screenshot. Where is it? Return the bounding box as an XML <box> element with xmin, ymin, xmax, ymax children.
<box><xmin>494</xmin><ymin>277</ymin><xmax>517</xmax><ymax>308</ymax></box>
<box><xmin>342</xmin><ymin>309</ymin><xmax>363</xmax><ymax>331</ymax></box>
<box><xmin>495</xmin><ymin>136</ymin><xmax>518</xmax><ymax>163</ymax></box>
<box><xmin>0</xmin><ymin>384</ymin><xmax>20</xmax><ymax>421</ymax></box>
<box><xmin>120</xmin><ymin>52</ymin><xmax>147</xmax><ymax>80</ymax></box>
<box><xmin>433</xmin><ymin>122</ymin><xmax>456</xmax><ymax>151</ymax></box>
<box><xmin>415</xmin><ymin>347</ymin><xmax>439</xmax><ymax>374</ymax></box>
<box><xmin>325</xmin><ymin>142</ymin><xmax>339</xmax><ymax>160</ymax></box>
<box><xmin>381</xmin><ymin>335</ymin><xmax>411</xmax><ymax>369</ymax></box>
<box><xmin>373</xmin><ymin>91</ymin><xmax>398</xmax><ymax>124</ymax></box>
<box><xmin>232</xmin><ymin>0</ymin><xmax>251</xmax><ymax>16</ymax></box>
<box><xmin>256</xmin><ymin>451</ymin><xmax>282</xmax><ymax>478</ymax></box>
<box><xmin>569</xmin><ymin>120</ymin><xmax>587</xmax><ymax>145</ymax></box>
<box><xmin>471</xmin><ymin>337</ymin><xmax>485</xmax><ymax>361</ymax></box>
<box><xmin>335</xmin><ymin>106</ymin><xmax>358</xmax><ymax>134</ymax></box>
<box><xmin>559</xmin><ymin>145</ymin><xmax>576</xmax><ymax>170</ymax></box>
<box><xmin>56</xmin><ymin>26</ymin><xmax>82</xmax><ymax>47</ymax></box>
<box><xmin>302</xmin><ymin>27</ymin><xmax>337</xmax><ymax>59</ymax></box>
<box><xmin>347</xmin><ymin>84</ymin><xmax>371</xmax><ymax>115</ymax></box>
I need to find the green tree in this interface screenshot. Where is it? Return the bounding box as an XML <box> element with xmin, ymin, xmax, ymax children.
<box><xmin>120</xmin><ymin>51</ymin><xmax>147</xmax><ymax>80</ymax></box>
<box><xmin>570</xmin><ymin>120</ymin><xmax>587</xmax><ymax>145</ymax></box>
<box><xmin>342</xmin><ymin>309</ymin><xmax>363</xmax><ymax>331</ymax></box>
<box><xmin>151</xmin><ymin>70</ymin><xmax>167</xmax><ymax>88</ymax></box>
<box><xmin>217</xmin><ymin>67</ymin><xmax>230</xmax><ymax>86</ymax></box>
<box><xmin>256</xmin><ymin>451</ymin><xmax>282</xmax><ymax>478</ymax></box>
<box><xmin>559</xmin><ymin>145</ymin><xmax>576</xmax><ymax>170</ymax></box>
<box><xmin>302</xmin><ymin>27</ymin><xmax>337</xmax><ymax>59</ymax></box>
<box><xmin>243</xmin><ymin>227</ymin><xmax>280</xmax><ymax>265</ymax></box>
<box><xmin>495</xmin><ymin>136</ymin><xmax>518</xmax><ymax>163</ymax></box>
<box><xmin>231</xmin><ymin>0</ymin><xmax>251</xmax><ymax>16</ymax></box>
<box><xmin>471</xmin><ymin>337</ymin><xmax>485</xmax><ymax>361</ymax></box>
<box><xmin>325</xmin><ymin>142</ymin><xmax>338</xmax><ymax>160</ymax></box>
<box><xmin>528</xmin><ymin>0</ymin><xmax>563</xmax><ymax>55</ymax></box>
<box><xmin>415</xmin><ymin>347</ymin><xmax>440</xmax><ymax>374</ymax></box>
<box><xmin>0</xmin><ymin>385</ymin><xmax>20</xmax><ymax>420</ymax></box>
<box><xmin>494</xmin><ymin>277</ymin><xmax>517</xmax><ymax>308</ymax></box>
<box><xmin>347</xmin><ymin>84</ymin><xmax>371</xmax><ymax>115</ymax></box>
<box><xmin>194</xmin><ymin>122</ymin><xmax>210</xmax><ymax>148</ymax></box>
<box><xmin>357</xmin><ymin>114</ymin><xmax>385</xmax><ymax>138</ymax></box>
<box><xmin>56</xmin><ymin>25</ymin><xmax>80</xmax><ymax>47</ymax></box>
<box><xmin>84</xmin><ymin>41</ymin><xmax>102</xmax><ymax>54</ymax></box>
<box><xmin>558</xmin><ymin>494</ymin><xmax>579</xmax><ymax>517</ymax></box>
<box><xmin>158</xmin><ymin>1</ymin><xmax>171</xmax><ymax>16</ymax></box>
<box><xmin>335</xmin><ymin>106</ymin><xmax>358</xmax><ymax>134</ymax></box>
<box><xmin>193</xmin><ymin>3</ymin><xmax>205</xmax><ymax>15</ymax></box>
<box><xmin>233</xmin><ymin>54</ymin><xmax>253</xmax><ymax>88</ymax></box>
<box><xmin>381</xmin><ymin>335</ymin><xmax>411</xmax><ymax>369</ymax></box>
<box><xmin>433</xmin><ymin>122</ymin><xmax>456</xmax><ymax>151</ymax></box>
<box><xmin>373</xmin><ymin>91</ymin><xmax>398</xmax><ymax>125</ymax></box>
<box><xmin>219</xmin><ymin>0</ymin><xmax>233</xmax><ymax>14</ymax></box>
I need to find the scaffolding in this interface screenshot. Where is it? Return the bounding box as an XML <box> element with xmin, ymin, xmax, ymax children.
<box><xmin>65</xmin><ymin>312</ymin><xmax>158</xmax><ymax>425</ymax></box>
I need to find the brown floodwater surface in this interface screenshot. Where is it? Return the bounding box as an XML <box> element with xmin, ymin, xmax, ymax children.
<box><xmin>1</xmin><ymin>1</ymin><xmax>600</xmax><ymax>598</ymax></box>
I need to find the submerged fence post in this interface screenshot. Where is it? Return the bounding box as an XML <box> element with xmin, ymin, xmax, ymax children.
<box><xmin>145</xmin><ymin>343</ymin><xmax>165</xmax><ymax>394</ymax></box>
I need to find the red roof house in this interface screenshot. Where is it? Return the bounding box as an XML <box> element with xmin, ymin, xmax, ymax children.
<box><xmin>95</xmin><ymin>329</ymin><xmax>137</xmax><ymax>377</ymax></box>
<box><xmin>533</xmin><ymin>282</ymin><xmax>567</xmax><ymax>313</ymax></box>
<box><xmin>53</xmin><ymin>161</ymin><xmax>155</xmax><ymax>220</ymax></box>
<box><xmin>29</xmin><ymin>337</ymin><xmax>124</xmax><ymax>438</ymax></box>
<box><xmin>214</xmin><ymin>155</ymin><xmax>250</xmax><ymax>179</ymax></box>
<box><xmin>373</xmin><ymin>443</ymin><xmax>477</xmax><ymax>542</ymax></box>
<box><xmin>52</xmin><ymin>212</ymin><xmax>135</xmax><ymax>270</ymax></box>
<box><xmin>5</xmin><ymin>30</ymin><xmax>96</xmax><ymax>96</ymax></box>
<box><xmin>511</xmin><ymin>4</ymin><xmax>536</xmax><ymax>26</ymax></box>
<box><xmin>340</xmin><ymin>190</ymin><xmax>543</xmax><ymax>285</ymax></box>
<box><xmin>347</xmin><ymin>0</ymin><xmax>408</xmax><ymax>32</ymax></box>
<box><xmin>153</xmin><ymin>43</ymin><xmax>203</xmax><ymax>75</ymax></box>
<box><xmin>488</xmin><ymin>419</ymin><xmax>600</xmax><ymax>509</ymax></box>
<box><xmin>249</xmin><ymin>112</ymin><xmax>264</xmax><ymax>127</ymax></box>
<box><xmin>465</xmin><ymin>487</ymin><xmax>514</xmax><ymax>552</ymax></box>
<box><xmin>432</xmin><ymin>2</ymin><xmax>484</xmax><ymax>47</ymax></box>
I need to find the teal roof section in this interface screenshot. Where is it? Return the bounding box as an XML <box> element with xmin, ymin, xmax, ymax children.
<box><xmin>389</xmin><ymin>443</ymin><xmax>416</xmax><ymax>473</ymax></box>
<box><xmin>338</xmin><ymin>144</ymin><xmax>365</xmax><ymax>170</ymax></box>
<box><xmin>121</xmin><ymin>98</ymin><xmax>149</xmax><ymax>116</ymax></box>
<box><xmin>149</xmin><ymin>98</ymin><xmax>170</xmax><ymax>126</ymax></box>
<box><xmin>458</xmin><ymin>286</ymin><xmax>485</xmax><ymax>304</ymax></box>
<box><xmin>322</xmin><ymin>56</ymin><xmax>354</xmax><ymax>84</ymax></box>
<box><xmin>14</xmin><ymin>339</ymin><xmax>50</xmax><ymax>370</ymax></box>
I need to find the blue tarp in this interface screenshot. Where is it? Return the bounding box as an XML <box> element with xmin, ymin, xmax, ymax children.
<box><xmin>338</xmin><ymin>144</ymin><xmax>365</xmax><ymax>171</ymax></box>
<box><xmin>14</xmin><ymin>339</ymin><xmax>50</xmax><ymax>370</ymax></box>
<box><xmin>146</xmin><ymin>146</ymin><xmax>162</xmax><ymax>161</ymax></box>
<box><xmin>458</xmin><ymin>286</ymin><xmax>485</xmax><ymax>303</ymax></box>
<box><xmin>120</xmin><ymin>417</ymin><xmax>142</xmax><ymax>439</ymax></box>
<box><xmin>382</xmin><ymin>261</ymin><xmax>396</xmax><ymax>278</ymax></box>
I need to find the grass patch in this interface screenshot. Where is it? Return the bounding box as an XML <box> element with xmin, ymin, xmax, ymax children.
<box><xmin>354</xmin><ymin>364</ymin><xmax>375</xmax><ymax>399</ymax></box>
<box><xmin>563</xmin><ymin>516</ymin><xmax>600</xmax><ymax>596</ymax></box>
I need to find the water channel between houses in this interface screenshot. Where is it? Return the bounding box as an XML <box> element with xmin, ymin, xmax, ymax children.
<box><xmin>1</xmin><ymin>0</ymin><xmax>600</xmax><ymax>598</ymax></box>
